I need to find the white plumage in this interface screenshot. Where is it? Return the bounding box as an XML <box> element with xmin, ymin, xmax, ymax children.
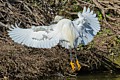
<box><xmin>8</xmin><ymin>7</ymin><xmax>100</xmax><ymax>49</ymax></box>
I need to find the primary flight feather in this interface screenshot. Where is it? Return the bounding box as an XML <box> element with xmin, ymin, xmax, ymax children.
<box><xmin>8</xmin><ymin>7</ymin><xmax>100</xmax><ymax>49</ymax></box>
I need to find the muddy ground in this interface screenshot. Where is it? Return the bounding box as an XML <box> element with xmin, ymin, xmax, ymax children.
<box><xmin>0</xmin><ymin>0</ymin><xmax>120</xmax><ymax>79</ymax></box>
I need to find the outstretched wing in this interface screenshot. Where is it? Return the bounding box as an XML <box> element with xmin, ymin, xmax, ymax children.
<box><xmin>73</xmin><ymin>7</ymin><xmax>100</xmax><ymax>46</ymax></box>
<box><xmin>8</xmin><ymin>24</ymin><xmax>60</xmax><ymax>48</ymax></box>
<box><xmin>82</xmin><ymin>7</ymin><xmax>100</xmax><ymax>35</ymax></box>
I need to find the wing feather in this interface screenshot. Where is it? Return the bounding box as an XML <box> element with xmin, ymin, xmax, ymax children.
<box><xmin>82</xmin><ymin>7</ymin><xmax>100</xmax><ymax>32</ymax></box>
<box><xmin>82</xmin><ymin>7</ymin><xmax>86</xmax><ymax>13</ymax></box>
<box><xmin>90</xmin><ymin>10</ymin><xmax>93</xmax><ymax>14</ymax></box>
<box><xmin>87</xmin><ymin>7</ymin><xmax>90</xmax><ymax>13</ymax></box>
<box><xmin>8</xmin><ymin>24</ymin><xmax>60</xmax><ymax>48</ymax></box>
<box><xmin>73</xmin><ymin>7</ymin><xmax>100</xmax><ymax>46</ymax></box>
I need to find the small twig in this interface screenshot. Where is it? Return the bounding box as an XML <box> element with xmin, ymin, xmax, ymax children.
<box><xmin>92</xmin><ymin>0</ymin><xmax>114</xmax><ymax>30</ymax></box>
<box><xmin>0</xmin><ymin>22</ymin><xmax>8</xmax><ymax>28</ymax></box>
<box><xmin>80</xmin><ymin>62</ymin><xmax>89</xmax><ymax>67</ymax></box>
<box><xmin>76</xmin><ymin>0</ymin><xmax>94</xmax><ymax>7</ymax></box>
<box><xmin>23</xmin><ymin>2</ymin><xmax>33</xmax><ymax>14</ymax></box>
<box><xmin>98</xmin><ymin>1</ymin><xmax>110</xmax><ymax>4</ymax></box>
<box><xmin>65</xmin><ymin>11</ymin><xmax>77</xmax><ymax>15</ymax></box>
<box><xmin>106</xmin><ymin>15</ymin><xmax>116</xmax><ymax>21</ymax></box>
<box><xmin>92</xmin><ymin>0</ymin><xmax>106</xmax><ymax>20</ymax></box>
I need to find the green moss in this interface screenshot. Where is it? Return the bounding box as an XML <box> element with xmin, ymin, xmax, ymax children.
<box><xmin>77</xmin><ymin>44</ymin><xmax>85</xmax><ymax>51</ymax></box>
<box><xmin>72</xmin><ymin>5</ymin><xmax>81</xmax><ymax>12</ymax></box>
<box><xmin>115</xmin><ymin>37</ymin><xmax>120</xmax><ymax>44</ymax></box>
<box><xmin>97</xmin><ymin>28</ymin><xmax>113</xmax><ymax>37</ymax></box>
<box><xmin>108</xmin><ymin>54</ymin><xmax>120</xmax><ymax>67</ymax></box>
<box><xmin>97</xmin><ymin>11</ymin><xmax>103</xmax><ymax>20</ymax></box>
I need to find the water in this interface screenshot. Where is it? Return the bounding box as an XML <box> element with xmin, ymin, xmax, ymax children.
<box><xmin>42</xmin><ymin>73</ymin><xmax>120</xmax><ymax>80</ymax></box>
<box><xmin>76</xmin><ymin>73</ymin><xmax>120</xmax><ymax>80</ymax></box>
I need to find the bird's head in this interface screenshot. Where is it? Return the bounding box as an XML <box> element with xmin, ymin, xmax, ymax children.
<box><xmin>52</xmin><ymin>15</ymin><xmax>64</xmax><ymax>23</ymax></box>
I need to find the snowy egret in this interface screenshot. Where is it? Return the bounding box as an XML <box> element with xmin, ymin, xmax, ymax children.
<box><xmin>8</xmin><ymin>7</ymin><xmax>100</xmax><ymax>71</ymax></box>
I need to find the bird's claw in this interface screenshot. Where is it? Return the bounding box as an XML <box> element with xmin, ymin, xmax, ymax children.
<box><xmin>76</xmin><ymin>59</ymin><xmax>81</xmax><ymax>71</ymax></box>
<box><xmin>70</xmin><ymin>61</ymin><xmax>75</xmax><ymax>72</ymax></box>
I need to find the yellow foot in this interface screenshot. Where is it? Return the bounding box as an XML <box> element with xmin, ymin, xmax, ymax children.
<box><xmin>76</xmin><ymin>59</ymin><xmax>81</xmax><ymax>71</ymax></box>
<box><xmin>70</xmin><ymin>61</ymin><xmax>75</xmax><ymax>71</ymax></box>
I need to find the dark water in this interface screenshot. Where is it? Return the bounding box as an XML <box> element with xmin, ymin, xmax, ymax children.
<box><xmin>42</xmin><ymin>73</ymin><xmax>120</xmax><ymax>80</ymax></box>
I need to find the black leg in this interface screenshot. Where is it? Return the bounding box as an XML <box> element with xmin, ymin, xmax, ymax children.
<box><xmin>75</xmin><ymin>52</ymin><xmax>81</xmax><ymax>71</ymax></box>
<box><xmin>69</xmin><ymin>47</ymin><xmax>75</xmax><ymax>71</ymax></box>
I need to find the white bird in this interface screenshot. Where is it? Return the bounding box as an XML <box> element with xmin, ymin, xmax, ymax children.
<box><xmin>8</xmin><ymin>7</ymin><xmax>100</xmax><ymax>71</ymax></box>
